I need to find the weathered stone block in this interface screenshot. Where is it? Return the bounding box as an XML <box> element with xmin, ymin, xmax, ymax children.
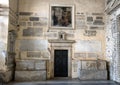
<box><xmin>79</xmin><ymin>70</ymin><xmax>107</xmax><ymax>80</ymax></box>
<box><xmin>16</xmin><ymin>60</ymin><xmax>34</xmax><ymax>70</ymax></box>
<box><xmin>35</xmin><ymin>61</ymin><xmax>46</xmax><ymax>70</ymax></box>
<box><xmin>15</xmin><ymin>71</ymin><xmax>46</xmax><ymax>81</ymax></box>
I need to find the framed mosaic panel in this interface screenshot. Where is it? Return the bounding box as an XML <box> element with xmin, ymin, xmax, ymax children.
<box><xmin>50</xmin><ymin>4</ymin><xmax>74</xmax><ymax>29</ymax></box>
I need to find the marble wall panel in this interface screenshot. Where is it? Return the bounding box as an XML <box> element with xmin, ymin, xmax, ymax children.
<box><xmin>75</xmin><ymin>40</ymin><xmax>102</xmax><ymax>52</ymax></box>
<box><xmin>20</xmin><ymin>40</ymin><xmax>48</xmax><ymax>51</ymax></box>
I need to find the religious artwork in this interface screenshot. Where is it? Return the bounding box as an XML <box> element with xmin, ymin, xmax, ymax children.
<box><xmin>50</xmin><ymin>5</ymin><xmax>74</xmax><ymax>29</ymax></box>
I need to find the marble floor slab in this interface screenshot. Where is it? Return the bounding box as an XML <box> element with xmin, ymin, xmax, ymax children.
<box><xmin>1</xmin><ymin>79</ymin><xmax>120</xmax><ymax>85</ymax></box>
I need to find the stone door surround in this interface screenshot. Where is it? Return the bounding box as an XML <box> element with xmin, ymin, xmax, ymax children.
<box><xmin>48</xmin><ymin>39</ymin><xmax>75</xmax><ymax>78</ymax></box>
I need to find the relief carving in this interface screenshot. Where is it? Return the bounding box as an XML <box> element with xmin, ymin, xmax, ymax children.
<box><xmin>86</xmin><ymin>62</ymin><xmax>96</xmax><ymax>69</ymax></box>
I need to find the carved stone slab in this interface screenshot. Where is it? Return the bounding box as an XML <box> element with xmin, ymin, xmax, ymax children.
<box><xmin>81</xmin><ymin>61</ymin><xmax>97</xmax><ymax>70</ymax></box>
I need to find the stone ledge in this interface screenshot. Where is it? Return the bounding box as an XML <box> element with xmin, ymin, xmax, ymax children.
<box><xmin>78</xmin><ymin>70</ymin><xmax>107</xmax><ymax>80</ymax></box>
<box><xmin>15</xmin><ymin>71</ymin><xmax>46</xmax><ymax>81</ymax></box>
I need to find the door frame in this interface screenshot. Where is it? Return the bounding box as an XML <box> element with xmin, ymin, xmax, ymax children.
<box><xmin>50</xmin><ymin>43</ymin><xmax>72</xmax><ymax>78</ymax></box>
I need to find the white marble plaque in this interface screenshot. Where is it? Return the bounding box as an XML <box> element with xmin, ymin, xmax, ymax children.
<box><xmin>75</xmin><ymin>40</ymin><xmax>102</xmax><ymax>52</ymax></box>
<box><xmin>20</xmin><ymin>40</ymin><xmax>48</xmax><ymax>51</ymax></box>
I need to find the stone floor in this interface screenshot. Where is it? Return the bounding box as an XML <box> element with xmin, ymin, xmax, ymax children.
<box><xmin>1</xmin><ymin>79</ymin><xmax>120</xmax><ymax>85</ymax></box>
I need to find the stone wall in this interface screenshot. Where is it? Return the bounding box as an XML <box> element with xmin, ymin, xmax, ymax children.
<box><xmin>15</xmin><ymin>60</ymin><xmax>46</xmax><ymax>81</ymax></box>
<box><xmin>105</xmin><ymin>0</ymin><xmax>120</xmax><ymax>82</ymax></box>
<box><xmin>13</xmin><ymin>0</ymin><xmax>106</xmax><ymax>80</ymax></box>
